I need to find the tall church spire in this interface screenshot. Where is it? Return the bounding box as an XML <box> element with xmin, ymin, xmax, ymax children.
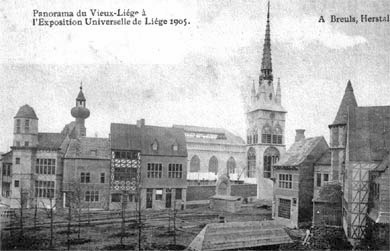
<box><xmin>260</xmin><ymin>0</ymin><xmax>273</xmax><ymax>81</ymax></box>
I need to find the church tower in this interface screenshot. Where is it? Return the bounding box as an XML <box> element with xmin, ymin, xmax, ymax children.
<box><xmin>246</xmin><ymin>1</ymin><xmax>287</xmax><ymax>201</ymax></box>
<box><xmin>71</xmin><ymin>84</ymin><xmax>90</xmax><ymax>138</ymax></box>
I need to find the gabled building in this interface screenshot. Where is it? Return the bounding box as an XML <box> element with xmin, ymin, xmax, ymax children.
<box><xmin>110</xmin><ymin>120</ymin><xmax>188</xmax><ymax>210</ymax></box>
<box><xmin>246</xmin><ymin>1</ymin><xmax>287</xmax><ymax>201</ymax></box>
<box><xmin>273</xmin><ymin>130</ymin><xmax>328</xmax><ymax>228</ymax></box>
<box><xmin>322</xmin><ymin>80</ymin><xmax>390</xmax><ymax>247</ymax></box>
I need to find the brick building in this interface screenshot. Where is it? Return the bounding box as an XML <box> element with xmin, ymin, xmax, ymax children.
<box><xmin>110</xmin><ymin>120</ymin><xmax>188</xmax><ymax>210</ymax></box>
<box><xmin>272</xmin><ymin>130</ymin><xmax>328</xmax><ymax>228</ymax></box>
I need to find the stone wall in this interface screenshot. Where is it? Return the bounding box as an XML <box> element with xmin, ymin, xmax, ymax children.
<box><xmin>186</xmin><ymin>184</ymin><xmax>257</xmax><ymax>201</ymax></box>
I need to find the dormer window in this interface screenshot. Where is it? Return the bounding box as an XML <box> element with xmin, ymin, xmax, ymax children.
<box><xmin>152</xmin><ymin>140</ymin><xmax>158</xmax><ymax>151</ymax></box>
<box><xmin>172</xmin><ymin>142</ymin><xmax>178</xmax><ymax>151</ymax></box>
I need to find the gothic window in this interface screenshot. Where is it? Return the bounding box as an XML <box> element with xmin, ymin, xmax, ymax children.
<box><xmin>16</xmin><ymin>119</ymin><xmax>21</xmax><ymax>133</ymax></box>
<box><xmin>227</xmin><ymin>157</ymin><xmax>236</xmax><ymax>174</ymax></box>
<box><xmin>24</xmin><ymin>119</ymin><xmax>30</xmax><ymax>133</ymax></box>
<box><xmin>208</xmin><ymin>156</ymin><xmax>218</xmax><ymax>174</ymax></box>
<box><xmin>152</xmin><ymin>140</ymin><xmax>158</xmax><ymax>151</ymax></box>
<box><xmin>273</xmin><ymin>126</ymin><xmax>283</xmax><ymax>144</ymax></box>
<box><xmin>189</xmin><ymin>155</ymin><xmax>200</xmax><ymax>172</ymax></box>
<box><xmin>247</xmin><ymin>147</ymin><xmax>256</xmax><ymax>178</ymax></box>
<box><xmin>262</xmin><ymin>125</ymin><xmax>272</xmax><ymax>144</ymax></box>
<box><xmin>247</xmin><ymin>135</ymin><xmax>252</xmax><ymax>144</ymax></box>
<box><xmin>253</xmin><ymin>128</ymin><xmax>258</xmax><ymax>144</ymax></box>
<box><xmin>263</xmin><ymin>147</ymin><xmax>280</xmax><ymax>178</ymax></box>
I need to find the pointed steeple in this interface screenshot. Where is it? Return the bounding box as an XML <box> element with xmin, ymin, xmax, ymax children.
<box><xmin>276</xmin><ymin>78</ymin><xmax>281</xmax><ymax>104</ymax></box>
<box><xmin>76</xmin><ymin>82</ymin><xmax>86</xmax><ymax>102</ymax></box>
<box><xmin>331</xmin><ymin>80</ymin><xmax>358</xmax><ymax>125</ymax></box>
<box><xmin>260</xmin><ymin>1</ymin><xmax>273</xmax><ymax>81</ymax></box>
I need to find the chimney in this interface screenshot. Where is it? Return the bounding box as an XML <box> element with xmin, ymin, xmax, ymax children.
<box><xmin>136</xmin><ymin>119</ymin><xmax>145</xmax><ymax>128</ymax></box>
<box><xmin>295</xmin><ymin>129</ymin><xmax>305</xmax><ymax>142</ymax></box>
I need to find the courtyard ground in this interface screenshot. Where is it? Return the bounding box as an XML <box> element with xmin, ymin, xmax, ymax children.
<box><xmin>1</xmin><ymin>204</ymin><xmax>272</xmax><ymax>250</ymax></box>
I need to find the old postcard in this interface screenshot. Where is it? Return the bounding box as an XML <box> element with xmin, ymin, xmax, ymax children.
<box><xmin>0</xmin><ymin>0</ymin><xmax>389</xmax><ymax>250</ymax></box>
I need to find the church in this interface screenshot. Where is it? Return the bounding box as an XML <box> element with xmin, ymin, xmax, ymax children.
<box><xmin>246</xmin><ymin>1</ymin><xmax>287</xmax><ymax>201</ymax></box>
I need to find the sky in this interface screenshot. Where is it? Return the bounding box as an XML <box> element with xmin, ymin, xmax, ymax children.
<box><xmin>1</xmin><ymin>0</ymin><xmax>389</xmax><ymax>152</ymax></box>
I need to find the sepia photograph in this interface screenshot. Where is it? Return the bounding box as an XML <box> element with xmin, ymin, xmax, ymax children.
<box><xmin>0</xmin><ymin>0</ymin><xmax>389</xmax><ymax>250</ymax></box>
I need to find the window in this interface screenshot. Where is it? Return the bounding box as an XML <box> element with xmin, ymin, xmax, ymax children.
<box><xmin>35</xmin><ymin>159</ymin><xmax>56</xmax><ymax>175</ymax></box>
<box><xmin>316</xmin><ymin>173</ymin><xmax>322</xmax><ymax>187</ymax></box>
<box><xmin>111</xmin><ymin>193</ymin><xmax>121</xmax><ymax>202</ymax></box>
<box><xmin>24</xmin><ymin>119</ymin><xmax>30</xmax><ymax>133</ymax></box>
<box><xmin>90</xmin><ymin>150</ymin><xmax>97</xmax><ymax>156</ymax></box>
<box><xmin>190</xmin><ymin>155</ymin><xmax>200</xmax><ymax>172</ymax></box>
<box><xmin>227</xmin><ymin>157</ymin><xmax>236</xmax><ymax>174</ymax></box>
<box><xmin>100</xmin><ymin>173</ymin><xmax>105</xmax><ymax>183</ymax></box>
<box><xmin>172</xmin><ymin>143</ymin><xmax>178</xmax><ymax>151</ymax></box>
<box><xmin>85</xmin><ymin>191</ymin><xmax>99</xmax><ymax>202</ymax></box>
<box><xmin>16</xmin><ymin>119</ymin><xmax>21</xmax><ymax>133</ymax></box>
<box><xmin>2</xmin><ymin>164</ymin><xmax>11</xmax><ymax>176</ymax></box>
<box><xmin>35</xmin><ymin>180</ymin><xmax>55</xmax><ymax>198</ymax></box>
<box><xmin>155</xmin><ymin>189</ymin><xmax>163</xmax><ymax>200</ymax></box>
<box><xmin>24</xmin><ymin>141</ymin><xmax>29</xmax><ymax>147</ymax></box>
<box><xmin>81</xmin><ymin>172</ymin><xmax>91</xmax><ymax>183</ymax></box>
<box><xmin>175</xmin><ymin>188</ymin><xmax>182</xmax><ymax>200</ymax></box>
<box><xmin>264</xmin><ymin>147</ymin><xmax>280</xmax><ymax>178</ymax></box>
<box><xmin>16</xmin><ymin>141</ymin><xmax>21</xmax><ymax>147</ymax></box>
<box><xmin>292</xmin><ymin>198</ymin><xmax>297</xmax><ymax>206</ymax></box>
<box><xmin>15</xmin><ymin>158</ymin><xmax>20</xmax><ymax>164</ymax></box>
<box><xmin>114</xmin><ymin>151</ymin><xmax>138</xmax><ymax>160</ymax></box>
<box><xmin>253</xmin><ymin>133</ymin><xmax>258</xmax><ymax>144</ymax></box>
<box><xmin>168</xmin><ymin>164</ymin><xmax>183</xmax><ymax>178</ymax></box>
<box><xmin>247</xmin><ymin>147</ymin><xmax>256</xmax><ymax>178</ymax></box>
<box><xmin>373</xmin><ymin>183</ymin><xmax>380</xmax><ymax>200</ymax></box>
<box><xmin>147</xmin><ymin>163</ymin><xmax>162</xmax><ymax>178</ymax></box>
<box><xmin>14</xmin><ymin>180</ymin><xmax>20</xmax><ymax>188</ymax></box>
<box><xmin>208</xmin><ymin>156</ymin><xmax>218</xmax><ymax>174</ymax></box>
<box><xmin>152</xmin><ymin>140</ymin><xmax>158</xmax><ymax>151</ymax></box>
<box><xmin>273</xmin><ymin>127</ymin><xmax>283</xmax><ymax>144</ymax></box>
<box><xmin>278</xmin><ymin>174</ymin><xmax>292</xmax><ymax>189</ymax></box>
<box><xmin>247</xmin><ymin>135</ymin><xmax>252</xmax><ymax>144</ymax></box>
<box><xmin>324</xmin><ymin>173</ymin><xmax>329</xmax><ymax>182</ymax></box>
<box><xmin>262</xmin><ymin>126</ymin><xmax>272</xmax><ymax>144</ymax></box>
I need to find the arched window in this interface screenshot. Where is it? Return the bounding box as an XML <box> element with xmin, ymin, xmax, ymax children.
<box><xmin>227</xmin><ymin>157</ymin><xmax>236</xmax><ymax>174</ymax></box>
<box><xmin>247</xmin><ymin>147</ymin><xmax>256</xmax><ymax>178</ymax></box>
<box><xmin>273</xmin><ymin>126</ymin><xmax>283</xmax><ymax>144</ymax></box>
<box><xmin>263</xmin><ymin>147</ymin><xmax>280</xmax><ymax>178</ymax></box>
<box><xmin>262</xmin><ymin>125</ymin><xmax>272</xmax><ymax>144</ymax></box>
<box><xmin>189</xmin><ymin>155</ymin><xmax>200</xmax><ymax>172</ymax></box>
<box><xmin>253</xmin><ymin>128</ymin><xmax>258</xmax><ymax>144</ymax></box>
<box><xmin>209</xmin><ymin>156</ymin><xmax>218</xmax><ymax>174</ymax></box>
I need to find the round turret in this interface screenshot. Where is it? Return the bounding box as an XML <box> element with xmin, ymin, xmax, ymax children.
<box><xmin>13</xmin><ymin>104</ymin><xmax>39</xmax><ymax>147</ymax></box>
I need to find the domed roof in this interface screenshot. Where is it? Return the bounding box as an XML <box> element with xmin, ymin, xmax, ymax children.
<box><xmin>71</xmin><ymin>106</ymin><xmax>90</xmax><ymax>119</ymax></box>
<box><xmin>14</xmin><ymin>104</ymin><xmax>38</xmax><ymax>119</ymax></box>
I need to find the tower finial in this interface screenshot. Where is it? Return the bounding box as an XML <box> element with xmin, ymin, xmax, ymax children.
<box><xmin>260</xmin><ymin>0</ymin><xmax>273</xmax><ymax>81</ymax></box>
<box><xmin>80</xmin><ymin>81</ymin><xmax>83</xmax><ymax>90</ymax></box>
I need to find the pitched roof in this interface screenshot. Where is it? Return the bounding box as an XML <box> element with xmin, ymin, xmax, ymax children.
<box><xmin>65</xmin><ymin>137</ymin><xmax>110</xmax><ymax>159</ymax></box>
<box><xmin>110</xmin><ymin>123</ymin><xmax>187</xmax><ymax>157</ymax></box>
<box><xmin>315</xmin><ymin>149</ymin><xmax>331</xmax><ymax>165</ymax></box>
<box><xmin>37</xmin><ymin>133</ymin><xmax>66</xmax><ymax>150</ymax></box>
<box><xmin>274</xmin><ymin>136</ymin><xmax>328</xmax><ymax>167</ymax></box>
<box><xmin>348</xmin><ymin>106</ymin><xmax>390</xmax><ymax>161</ymax></box>
<box><xmin>14</xmin><ymin>104</ymin><xmax>38</xmax><ymax>119</ymax></box>
<box><xmin>331</xmin><ymin>80</ymin><xmax>358</xmax><ymax>126</ymax></box>
<box><xmin>187</xmin><ymin>220</ymin><xmax>292</xmax><ymax>251</ymax></box>
<box><xmin>373</xmin><ymin>154</ymin><xmax>389</xmax><ymax>172</ymax></box>
<box><xmin>173</xmin><ymin>125</ymin><xmax>245</xmax><ymax>145</ymax></box>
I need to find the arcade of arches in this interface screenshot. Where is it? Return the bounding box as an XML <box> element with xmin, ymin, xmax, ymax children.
<box><xmin>189</xmin><ymin>155</ymin><xmax>237</xmax><ymax>175</ymax></box>
<box><xmin>246</xmin><ymin>146</ymin><xmax>280</xmax><ymax>178</ymax></box>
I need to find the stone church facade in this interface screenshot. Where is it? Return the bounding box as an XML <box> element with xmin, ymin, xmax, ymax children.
<box><xmin>246</xmin><ymin>2</ymin><xmax>286</xmax><ymax>201</ymax></box>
